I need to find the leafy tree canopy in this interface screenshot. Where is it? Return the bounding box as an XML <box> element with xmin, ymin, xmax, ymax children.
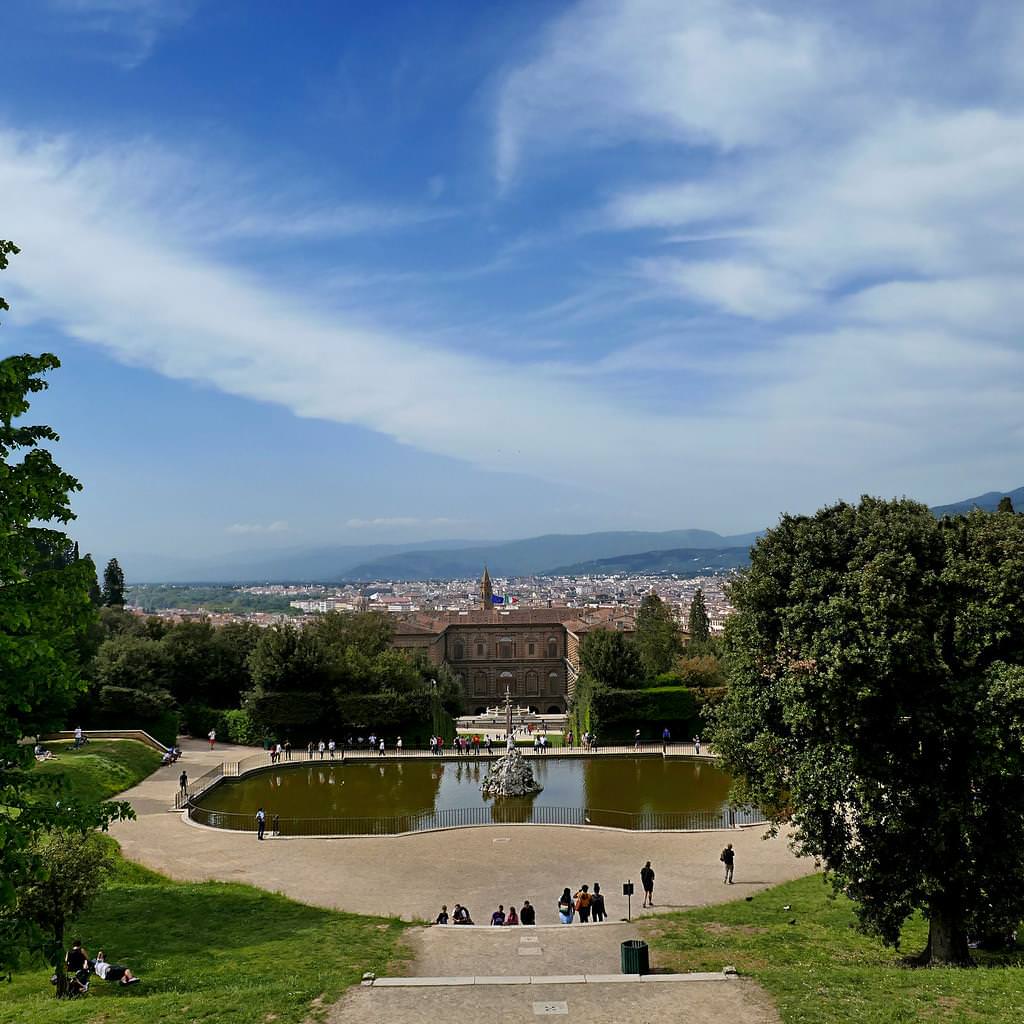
<box><xmin>578</xmin><ymin>628</ymin><xmax>644</xmax><ymax>689</ymax></box>
<box><xmin>713</xmin><ymin>496</ymin><xmax>1024</xmax><ymax>966</ymax></box>
<box><xmin>0</xmin><ymin>243</ymin><xmax>132</xmax><ymax>971</ymax></box>
<box><xmin>634</xmin><ymin>592</ymin><xmax>681</xmax><ymax>677</ymax></box>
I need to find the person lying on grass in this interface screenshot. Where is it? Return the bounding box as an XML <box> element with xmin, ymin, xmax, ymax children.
<box><xmin>91</xmin><ymin>951</ymin><xmax>140</xmax><ymax>985</ymax></box>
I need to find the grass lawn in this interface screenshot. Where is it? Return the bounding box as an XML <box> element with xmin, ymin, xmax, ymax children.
<box><xmin>1</xmin><ymin>848</ymin><xmax>411</xmax><ymax>1024</ymax></box>
<box><xmin>31</xmin><ymin>740</ymin><xmax>165</xmax><ymax>804</ymax></box>
<box><xmin>644</xmin><ymin>874</ymin><xmax>1024</xmax><ymax>1024</ymax></box>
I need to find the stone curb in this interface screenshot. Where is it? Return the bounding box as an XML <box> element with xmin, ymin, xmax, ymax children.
<box><xmin>365</xmin><ymin>973</ymin><xmax>735</xmax><ymax>987</ymax></box>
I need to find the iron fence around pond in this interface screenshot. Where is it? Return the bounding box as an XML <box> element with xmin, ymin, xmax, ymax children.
<box><xmin>174</xmin><ymin>762</ymin><xmax>223</xmax><ymax>810</ymax></box>
<box><xmin>186</xmin><ymin>802</ymin><xmax>766</xmax><ymax>836</ymax></box>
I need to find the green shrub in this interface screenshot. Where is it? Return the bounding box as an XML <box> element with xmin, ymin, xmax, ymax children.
<box><xmin>224</xmin><ymin>707</ymin><xmax>260</xmax><ymax>746</ymax></box>
<box><xmin>590</xmin><ymin>684</ymin><xmax>699</xmax><ymax>742</ymax></box>
<box><xmin>181</xmin><ymin>702</ymin><xmax>231</xmax><ymax>740</ymax></box>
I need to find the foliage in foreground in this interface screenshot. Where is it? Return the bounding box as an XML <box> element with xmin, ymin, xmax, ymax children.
<box><xmin>0</xmin><ymin>291</ymin><xmax>133</xmax><ymax>971</ymax></box>
<box><xmin>0</xmin><ymin>846</ymin><xmax>410</xmax><ymax>1024</ymax></box>
<box><xmin>713</xmin><ymin>497</ymin><xmax>1024</xmax><ymax>964</ymax></box>
<box><xmin>646</xmin><ymin>874</ymin><xmax>1024</xmax><ymax>1024</ymax></box>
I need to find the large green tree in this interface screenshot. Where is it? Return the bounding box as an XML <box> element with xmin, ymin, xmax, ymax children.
<box><xmin>634</xmin><ymin>592</ymin><xmax>681</xmax><ymax>677</ymax></box>
<box><xmin>101</xmin><ymin>557</ymin><xmax>125</xmax><ymax>607</ymax></box>
<box><xmin>713</xmin><ymin>497</ymin><xmax>1024</xmax><ymax>965</ymax></box>
<box><xmin>578</xmin><ymin>627</ymin><xmax>644</xmax><ymax>689</ymax></box>
<box><xmin>0</xmin><ymin>241</ymin><xmax>131</xmax><ymax>971</ymax></box>
<box><xmin>687</xmin><ymin>587</ymin><xmax>710</xmax><ymax>644</ymax></box>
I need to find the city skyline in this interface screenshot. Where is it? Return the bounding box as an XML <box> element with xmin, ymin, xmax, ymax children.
<box><xmin>2</xmin><ymin>1</ymin><xmax>1022</xmax><ymax>569</ymax></box>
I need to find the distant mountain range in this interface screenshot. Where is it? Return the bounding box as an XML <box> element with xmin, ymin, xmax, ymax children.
<box><xmin>127</xmin><ymin>486</ymin><xmax>1022</xmax><ymax>583</ymax></box>
<box><xmin>930</xmin><ymin>485</ymin><xmax>1024</xmax><ymax>517</ymax></box>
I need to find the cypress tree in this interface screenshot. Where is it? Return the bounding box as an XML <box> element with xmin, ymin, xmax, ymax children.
<box><xmin>102</xmin><ymin>557</ymin><xmax>126</xmax><ymax>607</ymax></box>
<box><xmin>998</xmin><ymin>496</ymin><xmax>1015</xmax><ymax>514</ymax></box>
<box><xmin>687</xmin><ymin>588</ymin><xmax>710</xmax><ymax>644</ymax></box>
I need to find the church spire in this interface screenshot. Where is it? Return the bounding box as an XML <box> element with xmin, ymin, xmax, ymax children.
<box><xmin>480</xmin><ymin>565</ymin><xmax>493</xmax><ymax>611</ymax></box>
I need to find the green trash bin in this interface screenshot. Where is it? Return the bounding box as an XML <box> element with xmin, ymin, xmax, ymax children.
<box><xmin>620</xmin><ymin>939</ymin><xmax>650</xmax><ymax>975</ymax></box>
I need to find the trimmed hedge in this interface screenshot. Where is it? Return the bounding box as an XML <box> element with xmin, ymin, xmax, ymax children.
<box><xmin>575</xmin><ymin>684</ymin><xmax>702</xmax><ymax>743</ymax></box>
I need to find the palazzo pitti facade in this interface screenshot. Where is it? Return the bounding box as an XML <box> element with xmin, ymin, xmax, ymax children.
<box><xmin>392</xmin><ymin>568</ymin><xmax>635</xmax><ymax>715</ymax></box>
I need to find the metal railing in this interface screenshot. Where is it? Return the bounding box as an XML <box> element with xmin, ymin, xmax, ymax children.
<box><xmin>175</xmin><ymin>763</ymin><xmax>223</xmax><ymax>810</ymax></box>
<box><xmin>186</xmin><ymin>802</ymin><xmax>765</xmax><ymax>836</ymax></box>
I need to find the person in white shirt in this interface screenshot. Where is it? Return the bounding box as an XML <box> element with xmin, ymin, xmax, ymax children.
<box><xmin>328</xmin><ymin>739</ymin><xmax>336</xmax><ymax>759</ymax></box>
<box><xmin>396</xmin><ymin>736</ymin><xmax>403</xmax><ymax>752</ymax></box>
<box><xmin>92</xmin><ymin>951</ymin><xmax>139</xmax><ymax>985</ymax></box>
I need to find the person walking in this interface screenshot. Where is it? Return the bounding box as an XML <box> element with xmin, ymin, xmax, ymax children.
<box><xmin>208</xmin><ymin>729</ymin><xmax>216</xmax><ymax>750</ymax></box>
<box><xmin>558</xmin><ymin>888</ymin><xmax>575</xmax><ymax>924</ymax></box>
<box><xmin>318</xmin><ymin>739</ymin><xmax>326</xmax><ymax>760</ymax></box>
<box><xmin>284</xmin><ymin>740</ymin><xmax>292</xmax><ymax>761</ymax></box>
<box><xmin>74</xmin><ymin>725</ymin><xmax>83</xmax><ymax>749</ymax></box>
<box><xmin>520</xmin><ymin>900</ymin><xmax>536</xmax><ymax>925</ymax></box>
<box><xmin>396</xmin><ymin>736</ymin><xmax>403</xmax><ymax>753</ymax></box>
<box><xmin>505</xmin><ymin>905</ymin><xmax>520</xmax><ymax>925</ymax></box>
<box><xmin>641</xmin><ymin>861</ymin><xmax>655</xmax><ymax>907</ymax></box>
<box><xmin>328</xmin><ymin>738</ymin><xmax>336</xmax><ymax>760</ymax></box>
<box><xmin>721</xmin><ymin>842</ymin><xmax>735</xmax><ymax>884</ymax></box>
<box><xmin>256</xmin><ymin>807</ymin><xmax>266</xmax><ymax>840</ymax></box>
<box><xmin>591</xmin><ymin>883</ymin><xmax>606</xmax><ymax>922</ymax></box>
<box><xmin>178</xmin><ymin>769</ymin><xmax>188</xmax><ymax>795</ymax></box>
<box><xmin>574</xmin><ymin>885</ymin><xmax>592</xmax><ymax>923</ymax></box>
<box><xmin>694</xmin><ymin>734</ymin><xmax>701</xmax><ymax>755</ymax></box>
<box><xmin>662</xmin><ymin>726</ymin><xmax>671</xmax><ymax>753</ymax></box>
<box><xmin>307</xmin><ymin>740</ymin><xmax>315</xmax><ymax>760</ymax></box>
<box><xmin>634</xmin><ymin>729</ymin><xmax>641</xmax><ymax>750</ymax></box>
<box><xmin>378</xmin><ymin>738</ymin><xmax>386</xmax><ymax>757</ymax></box>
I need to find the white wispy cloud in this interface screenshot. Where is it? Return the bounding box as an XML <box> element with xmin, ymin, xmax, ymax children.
<box><xmin>225</xmin><ymin>521</ymin><xmax>290</xmax><ymax>535</ymax></box>
<box><xmin>345</xmin><ymin>517</ymin><xmax>464</xmax><ymax>529</ymax></box>
<box><xmin>49</xmin><ymin>0</ymin><xmax>198</xmax><ymax>68</ymax></box>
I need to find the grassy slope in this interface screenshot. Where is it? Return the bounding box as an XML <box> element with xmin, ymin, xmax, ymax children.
<box><xmin>645</xmin><ymin>874</ymin><xmax>1024</xmax><ymax>1024</ymax></box>
<box><xmin>31</xmin><ymin>740</ymin><xmax>164</xmax><ymax>804</ymax></box>
<box><xmin>1</xmin><ymin>852</ymin><xmax>410</xmax><ymax>1024</ymax></box>
<box><xmin>10</xmin><ymin>740</ymin><xmax>411</xmax><ymax>1024</ymax></box>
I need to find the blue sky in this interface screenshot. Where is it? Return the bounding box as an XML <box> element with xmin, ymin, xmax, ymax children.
<box><xmin>1</xmin><ymin>0</ymin><xmax>1022</xmax><ymax>577</ymax></box>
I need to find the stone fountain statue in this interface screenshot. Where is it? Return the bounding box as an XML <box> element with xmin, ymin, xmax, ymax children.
<box><xmin>481</xmin><ymin>686</ymin><xmax>543</xmax><ymax>798</ymax></box>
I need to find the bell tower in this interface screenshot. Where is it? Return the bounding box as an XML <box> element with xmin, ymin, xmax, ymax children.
<box><xmin>480</xmin><ymin>565</ymin><xmax>493</xmax><ymax>611</ymax></box>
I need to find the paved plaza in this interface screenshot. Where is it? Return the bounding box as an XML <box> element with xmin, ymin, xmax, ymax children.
<box><xmin>109</xmin><ymin>738</ymin><xmax>814</xmax><ymax>1022</ymax></box>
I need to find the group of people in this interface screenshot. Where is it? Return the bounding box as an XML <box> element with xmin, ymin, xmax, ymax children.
<box><xmin>435</xmin><ymin>900</ymin><xmax>537</xmax><ymax>926</ymax></box>
<box><xmin>557</xmin><ymin>883</ymin><xmax>608</xmax><ymax>923</ymax></box>
<box><xmin>160</xmin><ymin>745</ymin><xmax>182</xmax><ymax>766</ymax></box>
<box><xmin>61</xmin><ymin>939</ymin><xmax>140</xmax><ymax>996</ymax></box>
<box><xmin>562</xmin><ymin>731</ymin><xmax>598</xmax><ymax>750</ymax></box>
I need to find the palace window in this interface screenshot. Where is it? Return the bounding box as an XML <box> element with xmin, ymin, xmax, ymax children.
<box><xmin>525</xmin><ymin>671</ymin><xmax>539</xmax><ymax>695</ymax></box>
<box><xmin>453</xmin><ymin>641</ymin><xmax>464</xmax><ymax>660</ymax></box>
<box><xmin>547</xmin><ymin>638</ymin><xmax>558</xmax><ymax>658</ymax></box>
<box><xmin>476</xmin><ymin>642</ymin><xmax>484</xmax><ymax>657</ymax></box>
<box><xmin>548</xmin><ymin>671</ymin><xmax>559</xmax><ymax>693</ymax></box>
<box><xmin>498</xmin><ymin>638</ymin><xmax>513</xmax><ymax>659</ymax></box>
<box><xmin>473</xmin><ymin>671</ymin><xmax>488</xmax><ymax>696</ymax></box>
<box><xmin>528</xmin><ymin>642</ymin><xmax>535</xmax><ymax>656</ymax></box>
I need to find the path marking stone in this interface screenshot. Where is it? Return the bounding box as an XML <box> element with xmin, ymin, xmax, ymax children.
<box><xmin>533</xmin><ymin>1001</ymin><xmax>568</xmax><ymax>1015</ymax></box>
<box><xmin>492</xmin><ymin>837</ymin><xmax>511</xmax><ymax>843</ymax></box>
<box><xmin>520</xmin><ymin>936</ymin><xmax>540</xmax><ymax>943</ymax></box>
<box><xmin>518</xmin><ymin>946</ymin><xmax>544</xmax><ymax>956</ymax></box>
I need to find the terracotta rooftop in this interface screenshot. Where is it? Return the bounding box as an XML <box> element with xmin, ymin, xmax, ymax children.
<box><xmin>393</xmin><ymin>607</ymin><xmax>635</xmax><ymax>634</ymax></box>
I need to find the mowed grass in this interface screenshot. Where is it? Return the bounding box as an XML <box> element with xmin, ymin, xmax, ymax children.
<box><xmin>31</xmin><ymin>740</ymin><xmax>164</xmax><ymax>804</ymax></box>
<box><xmin>1</xmin><ymin>850</ymin><xmax>411</xmax><ymax>1024</ymax></box>
<box><xmin>644</xmin><ymin>874</ymin><xmax>1024</xmax><ymax>1024</ymax></box>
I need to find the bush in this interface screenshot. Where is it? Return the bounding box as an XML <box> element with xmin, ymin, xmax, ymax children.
<box><xmin>590</xmin><ymin>685</ymin><xmax>699</xmax><ymax>742</ymax></box>
<box><xmin>99</xmin><ymin>684</ymin><xmax>173</xmax><ymax>720</ymax></box>
<box><xmin>181</xmin><ymin>702</ymin><xmax>230</xmax><ymax>740</ymax></box>
<box><xmin>224</xmin><ymin>708</ymin><xmax>261</xmax><ymax>746</ymax></box>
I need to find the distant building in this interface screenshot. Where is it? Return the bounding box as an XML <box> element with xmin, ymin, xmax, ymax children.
<box><xmin>392</xmin><ymin>569</ymin><xmax>634</xmax><ymax>714</ymax></box>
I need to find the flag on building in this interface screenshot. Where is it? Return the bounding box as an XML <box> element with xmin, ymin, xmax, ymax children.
<box><xmin>491</xmin><ymin>595</ymin><xmax>519</xmax><ymax>606</ymax></box>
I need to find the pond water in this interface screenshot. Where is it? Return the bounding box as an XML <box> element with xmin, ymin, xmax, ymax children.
<box><xmin>194</xmin><ymin>756</ymin><xmax>741</xmax><ymax>832</ymax></box>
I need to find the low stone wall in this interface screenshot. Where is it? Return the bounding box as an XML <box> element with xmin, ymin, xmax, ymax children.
<box><xmin>42</xmin><ymin>728</ymin><xmax>168</xmax><ymax>753</ymax></box>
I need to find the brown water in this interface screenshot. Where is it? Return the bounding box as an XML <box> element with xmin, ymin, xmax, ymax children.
<box><xmin>195</xmin><ymin>757</ymin><xmax>739</xmax><ymax>831</ymax></box>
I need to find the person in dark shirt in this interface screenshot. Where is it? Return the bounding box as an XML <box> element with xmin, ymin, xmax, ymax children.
<box><xmin>491</xmin><ymin>905</ymin><xmax>506</xmax><ymax>926</ymax></box>
<box><xmin>721</xmin><ymin>843</ymin><xmax>735</xmax><ymax>884</ymax></box>
<box><xmin>435</xmin><ymin>904</ymin><xmax>449</xmax><ymax>924</ymax></box>
<box><xmin>591</xmin><ymin>883</ymin><xmax>606</xmax><ymax>922</ymax></box>
<box><xmin>520</xmin><ymin>900</ymin><xmax>536</xmax><ymax>925</ymax></box>
<box><xmin>641</xmin><ymin>861</ymin><xmax>655</xmax><ymax>906</ymax></box>
<box><xmin>66</xmin><ymin>939</ymin><xmax>88</xmax><ymax>974</ymax></box>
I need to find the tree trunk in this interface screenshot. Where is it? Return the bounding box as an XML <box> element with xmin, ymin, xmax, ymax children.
<box><xmin>919</xmin><ymin>902</ymin><xmax>972</xmax><ymax>967</ymax></box>
<box><xmin>53</xmin><ymin>922</ymin><xmax>67</xmax><ymax>999</ymax></box>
